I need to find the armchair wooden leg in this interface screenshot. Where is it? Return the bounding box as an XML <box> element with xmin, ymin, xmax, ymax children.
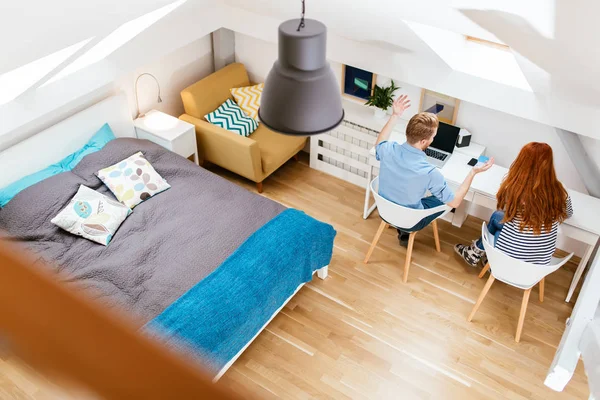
<box><xmin>256</xmin><ymin>182</ymin><xmax>263</xmax><ymax>193</ymax></box>
<box><xmin>403</xmin><ymin>232</ymin><xmax>417</xmax><ymax>283</ymax></box>
<box><xmin>539</xmin><ymin>278</ymin><xmax>545</xmax><ymax>303</ymax></box>
<box><xmin>516</xmin><ymin>288</ymin><xmax>532</xmax><ymax>342</ymax></box>
<box><xmin>364</xmin><ymin>221</ymin><xmax>388</xmax><ymax>264</ymax></box>
<box><xmin>478</xmin><ymin>263</ymin><xmax>490</xmax><ymax>279</ymax></box>
<box><xmin>432</xmin><ymin>220</ymin><xmax>441</xmax><ymax>252</ymax></box>
<box><xmin>293</xmin><ymin>153</ymin><xmax>299</xmax><ymax>161</ymax></box>
<box><xmin>468</xmin><ymin>274</ymin><xmax>495</xmax><ymax>322</ymax></box>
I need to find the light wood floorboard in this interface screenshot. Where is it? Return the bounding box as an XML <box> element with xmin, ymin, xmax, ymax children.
<box><xmin>0</xmin><ymin>154</ymin><xmax>589</xmax><ymax>399</ymax></box>
<box><xmin>216</xmin><ymin>154</ymin><xmax>588</xmax><ymax>400</ymax></box>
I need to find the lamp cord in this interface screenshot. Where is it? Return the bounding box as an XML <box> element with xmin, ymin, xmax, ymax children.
<box><xmin>297</xmin><ymin>0</ymin><xmax>305</xmax><ymax>31</ymax></box>
<box><xmin>134</xmin><ymin>73</ymin><xmax>162</xmax><ymax>119</ymax></box>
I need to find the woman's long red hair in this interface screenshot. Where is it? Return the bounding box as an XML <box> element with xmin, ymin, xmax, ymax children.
<box><xmin>497</xmin><ymin>142</ymin><xmax>568</xmax><ymax>234</ymax></box>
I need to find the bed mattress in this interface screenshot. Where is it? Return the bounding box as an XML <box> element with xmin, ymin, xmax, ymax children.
<box><xmin>0</xmin><ymin>138</ymin><xmax>286</xmax><ymax>326</ymax></box>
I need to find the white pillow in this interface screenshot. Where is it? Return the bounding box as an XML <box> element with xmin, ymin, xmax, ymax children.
<box><xmin>51</xmin><ymin>185</ymin><xmax>131</xmax><ymax>246</ymax></box>
<box><xmin>97</xmin><ymin>152</ymin><xmax>170</xmax><ymax>209</ymax></box>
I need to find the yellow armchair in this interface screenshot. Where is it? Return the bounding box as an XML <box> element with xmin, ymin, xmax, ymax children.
<box><xmin>179</xmin><ymin>63</ymin><xmax>306</xmax><ymax>192</ymax></box>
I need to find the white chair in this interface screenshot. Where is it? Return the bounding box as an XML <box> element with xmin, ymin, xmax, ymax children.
<box><xmin>363</xmin><ymin>177</ymin><xmax>451</xmax><ymax>282</ymax></box>
<box><xmin>468</xmin><ymin>222</ymin><xmax>574</xmax><ymax>342</ymax></box>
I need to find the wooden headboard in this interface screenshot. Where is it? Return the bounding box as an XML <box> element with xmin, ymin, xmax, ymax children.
<box><xmin>0</xmin><ymin>93</ymin><xmax>136</xmax><ymax>188</ymax></box>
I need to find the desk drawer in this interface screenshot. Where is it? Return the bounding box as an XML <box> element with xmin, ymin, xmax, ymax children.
<box><xmin>473</xmin><ymin>193</ymin><xmax>496</xmax><ymax>209</ymax></box>
<box><xmin>559</xmin><ymin>224</ymin><xmax>599</xmax><ymax>245</ymax></box>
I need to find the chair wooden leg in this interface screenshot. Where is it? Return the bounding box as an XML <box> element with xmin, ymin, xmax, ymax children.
<box><xmin>293</xmin><ymin>153</ymin><xmax>299</xmax><ymax>161</ymax></box>
<box><xmin>478</xmin><ymin>263</ymin><xmax>490</xmax><ymax>279</ymax></box>
<box><xmin>539</xmin><ymin>278</ymin><xmax>545</xmax><ymax>303</ymax></box>
<box><xmin>256</xmin><ymin>182</ymin><xmax>263</xmax><ymax>193</ymax></box>
<box><xmin>516</xmin><ymin>288</ymin><xmax>532</xmax><ymax>342</ymax></box>
<box><xmin>467</xmin><ymin>274</ymin><xmax>495</xmax><ymax>322</ymax></box>
<box><xmin>432</xmin><ymin>220</ymin><xmax>441</xmax><ymax>252</ymax></box>
<box><xmin>403</xmin><ymin>232</ymin><xmax>417</xmax><ymax>283</ymax></box>
<box><xmin>364</xmin><ymin>221</ymin><xmax>388</xmax><ymax>264</ymax></box>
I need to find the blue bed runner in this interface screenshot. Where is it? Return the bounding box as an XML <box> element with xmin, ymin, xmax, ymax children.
<box><xmin>144</xmin><ymin>209</ymin><xmax>336</xmax><ymax>373</ymax></box>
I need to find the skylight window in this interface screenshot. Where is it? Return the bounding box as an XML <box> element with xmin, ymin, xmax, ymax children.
<box><xmin>0</xmin><ymin>38</ymin><xmax>92</xmax><ymax>105</ymax></box>
<box><xmin>406</xmin><ymin>21</ymin><xmax>532</xmax><ymax>92</ymax></box>
<box><xmin>455</xmin><ymin>0</ymin><xmax>555</xmax><ymax>39</ymax></box>
<box><xmin>45</xmin><ymin>0</ymin><xmax>187</xmax><ymax>85</ymax></box>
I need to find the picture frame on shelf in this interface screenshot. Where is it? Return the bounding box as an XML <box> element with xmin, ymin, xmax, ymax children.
<box><xmin>342</xmin><ymin>65</ymin><xmax>376</xmax><ymax>101</ymax></box>
<box><xmin>418</xmin><ymin>89</ymin><xmax>460</xmax><ymax>125</ymax></box>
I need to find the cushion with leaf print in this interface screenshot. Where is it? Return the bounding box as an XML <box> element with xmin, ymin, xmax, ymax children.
<box><xmin>51</xmin><ymin>185</ymin><xmax>131</xmax><ymax>246</ymax></box>
<box><xmin>97</xmin><ymin>151</ymin><xmax>170</xmax><ymax>209</ymax></box>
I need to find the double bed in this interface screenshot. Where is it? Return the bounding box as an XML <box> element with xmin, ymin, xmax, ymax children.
<box><xmin>0</xmin><ymin>94</ymin><xmax>335</xmax><ymax>380</ymax></box>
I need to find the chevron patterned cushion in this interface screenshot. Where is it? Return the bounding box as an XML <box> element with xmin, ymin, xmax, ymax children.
<box><xmin>204</xmin><ymin>99</ymin><xmax>259</xmax><ymax>137</ymax></box>
<box><xmin>230</xmin><ymin>83</ymin><xmax>263</xmax><ymax>121</ymax></box>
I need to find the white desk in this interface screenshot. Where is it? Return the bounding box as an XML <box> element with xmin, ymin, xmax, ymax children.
<box><xmin>364</xmin><ymin>136</ymin><xmax>600</xmax><ymax>303</ymax></box>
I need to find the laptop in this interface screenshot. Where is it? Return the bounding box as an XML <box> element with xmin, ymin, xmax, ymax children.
<box><xmin>424</xmin><ymin>121</ymin><xmax>461</xmax><ymax>168</ymax></box>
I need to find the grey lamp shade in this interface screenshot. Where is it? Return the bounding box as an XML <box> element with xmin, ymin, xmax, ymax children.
<box><xmin>258</xmin><ymin>19</ymin><xmax>344</xmax><ymax>136</ymax></box>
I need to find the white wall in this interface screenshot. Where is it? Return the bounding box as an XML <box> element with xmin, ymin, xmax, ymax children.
<box><xmin>456</xmin><ymin>102</ymin><xmax>587</xmax><ymax>193</ymax></box>
<box><xmin>0</xmin><ymin>34</ymin><xmax>213</xmax><ymax>151</ymax></box>
<box><xmin>119</xmin><ymin>36</ymin><xmax>214</xmax><ymax>119</ymax></box>
<box><xmin>223</xmin><ymin>4</ymin><xmax>600</xmax><ymax>143</ymax></box>
<box><xmin>235</xmin><ymin>33</ymin><xmax>587</xmax><ymax>190</ymax></box>
<box><xmin>580</xmin><ymin>136</ymin><xmax>600</xmax><ymax>173</ymax></box>
<box><xmin>236</xmin><ymin>32</ymin><xmax>592</xmax><ymax>255</ymax></box>
<box><xmin>234</xmin><ymin>32</ymin><xmax>273</xmax><ymax>83</ymax></box>
<box><xmin>0</xmin><ymin>0</ymin><xmax>223</xmax><ymax>150</ymax></box>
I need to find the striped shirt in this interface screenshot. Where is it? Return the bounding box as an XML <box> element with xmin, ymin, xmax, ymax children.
<box><xmin>495</xmin><ymin>196</ymin><xmax>573</xmax><ymax>265</ymax></box>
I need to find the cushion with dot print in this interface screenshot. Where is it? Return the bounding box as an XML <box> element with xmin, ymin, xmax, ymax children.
<box><xmin>97</xmin><ymin>151</ymin><xmax>170</xmax><ymax>209</ymax></box>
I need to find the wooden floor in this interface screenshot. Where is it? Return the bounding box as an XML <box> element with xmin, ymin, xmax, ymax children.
<box><xmin>1</xmin><ymin>154</ymin><xmax>589</xmax><ymax>399</ymax></box>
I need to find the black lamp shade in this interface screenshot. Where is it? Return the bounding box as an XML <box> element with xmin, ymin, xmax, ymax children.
<box><xmin>258</xmin><ymin>19</ymin><xmax>344</xmax><ymax>136</ymax></box>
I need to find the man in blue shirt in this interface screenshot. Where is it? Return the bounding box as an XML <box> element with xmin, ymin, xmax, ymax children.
<box><xmin>376</xmin><ymin>95</ymin><xmax>494</xmax><ymax>245</ymax></box>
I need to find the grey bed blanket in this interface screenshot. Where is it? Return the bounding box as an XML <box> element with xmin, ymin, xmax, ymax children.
<box><xmin>0</xmin><ymin>138</ymin><xmax>285</xmax><ymax>326</ymax></box>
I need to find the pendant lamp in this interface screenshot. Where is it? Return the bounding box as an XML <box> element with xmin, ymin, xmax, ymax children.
<box><xmin>258</xmin><ymin>0</ymin><xmax>344</xmax><ymax>136</ymax></box>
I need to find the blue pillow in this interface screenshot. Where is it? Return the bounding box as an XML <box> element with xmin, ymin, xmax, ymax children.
<box><xmin>57</xmin><ymin>123</ymin><xmax>116</xmax><ymax>170</ymax></box>
<box><xmin>0</xmin><ymin>163</ymin><xmax>63</xmax><ymax>207</ymax></box>
<box><xmin>0</xmin><ymin>124</ymin><xmax>116</xmax><ymax>207</ymax></box>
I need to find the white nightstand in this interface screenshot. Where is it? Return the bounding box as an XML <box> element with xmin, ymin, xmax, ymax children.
<box><xmin>134</xmin><ymin>110</ymin><xmax>199</xmax><ymax>165</ymax></box>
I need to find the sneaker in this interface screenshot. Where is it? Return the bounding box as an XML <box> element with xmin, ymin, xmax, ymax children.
<box><xmin>398</xmin><ymin>232</ymin><xmax>410</xmax><ymax>247</ymax></box>
<box><xmin>454</xmin><ymin>241</ymin><xmax>485</xmax><ymax>268</ymax></box>
<box><xmin>480</xmin><ymin>253</ymin><xmax>488</xmax><ymax>268</ymax></box>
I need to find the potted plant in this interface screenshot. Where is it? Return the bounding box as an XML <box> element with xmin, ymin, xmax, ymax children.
<box><xmin>365</xmin><ymin>81</ymin><xmax>400</xmax><ymax>119</ymax></box>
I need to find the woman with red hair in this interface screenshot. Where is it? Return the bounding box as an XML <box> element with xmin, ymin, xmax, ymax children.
<box><xmin>455</xmin><ymin>142</ymin><xmax>573</xmax><ymax>267</ymax></box>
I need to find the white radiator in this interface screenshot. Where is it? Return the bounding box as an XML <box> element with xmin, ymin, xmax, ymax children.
<box><xmin>309</xmin><ymin>120</ymin><xmax>380</xmax><ymax>188</ymax></box>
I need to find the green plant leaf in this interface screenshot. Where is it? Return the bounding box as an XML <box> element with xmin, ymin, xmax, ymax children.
<box><xmin>364</xmin><ymin>80</ymin><xmax>400</xmax><ymax>110</ymax></box>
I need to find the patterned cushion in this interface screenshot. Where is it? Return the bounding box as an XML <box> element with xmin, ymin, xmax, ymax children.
<box><xmin>230</xmin><ymin>83</ymin><xmax>263</xmax><ymax>121</ymax></box>
<box><xmin>204</xmin><ymin>99</ymin><xmax>258</xmax><ymax>137</ymax></box>
<box><xmin>51</xmin><ymin>185</ymin><xmax>131</xmax><ymax>246</ymax></box>
<box><xmin>97</xmin><ymin>152</ymin><xmax>170</xmax><ymax>209</ymax></box>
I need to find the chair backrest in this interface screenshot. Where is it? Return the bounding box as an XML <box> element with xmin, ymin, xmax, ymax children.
<box><xmin>180</xmin><ymin>63</ymin><xmax>250</xmax><ymax>119</ymax></box>
<box><xmin>370</xmin><ymin>177</ymin><xmax>450</xmax><ymax>230</ymax></box>
<box><xmin>481</xmin><ymin>222</ymin><xmax>574</xmax><ymax>289</ymax></box>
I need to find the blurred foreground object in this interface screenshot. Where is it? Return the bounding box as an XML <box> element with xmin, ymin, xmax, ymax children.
<box><xmin>0</xmin><ymin>241</ymin><xmax>240</xmax><ymax>399</ymax></box>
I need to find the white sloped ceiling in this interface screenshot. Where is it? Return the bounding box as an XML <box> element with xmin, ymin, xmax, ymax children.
<box><xmin>0</xmin><ymin>0</ymin><xmax>176</xmax><ymax>73</ymax></box>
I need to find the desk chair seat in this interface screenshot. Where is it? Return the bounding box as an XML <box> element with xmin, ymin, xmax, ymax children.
<box><xmin>363</xmin><ymin>177</ymin><xmax>451</xmax><ymax>282</ymax></box>
<box><xmin>468</xmin><ymin>222</ymin><xmax>573</xmax><ymax>342</ymax></box>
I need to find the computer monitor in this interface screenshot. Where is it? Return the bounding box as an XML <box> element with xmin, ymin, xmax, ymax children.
<box><xmin>430</xmin><ymin>121</ymin><xmax>460</xmax><ymax>153</ymax></box>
